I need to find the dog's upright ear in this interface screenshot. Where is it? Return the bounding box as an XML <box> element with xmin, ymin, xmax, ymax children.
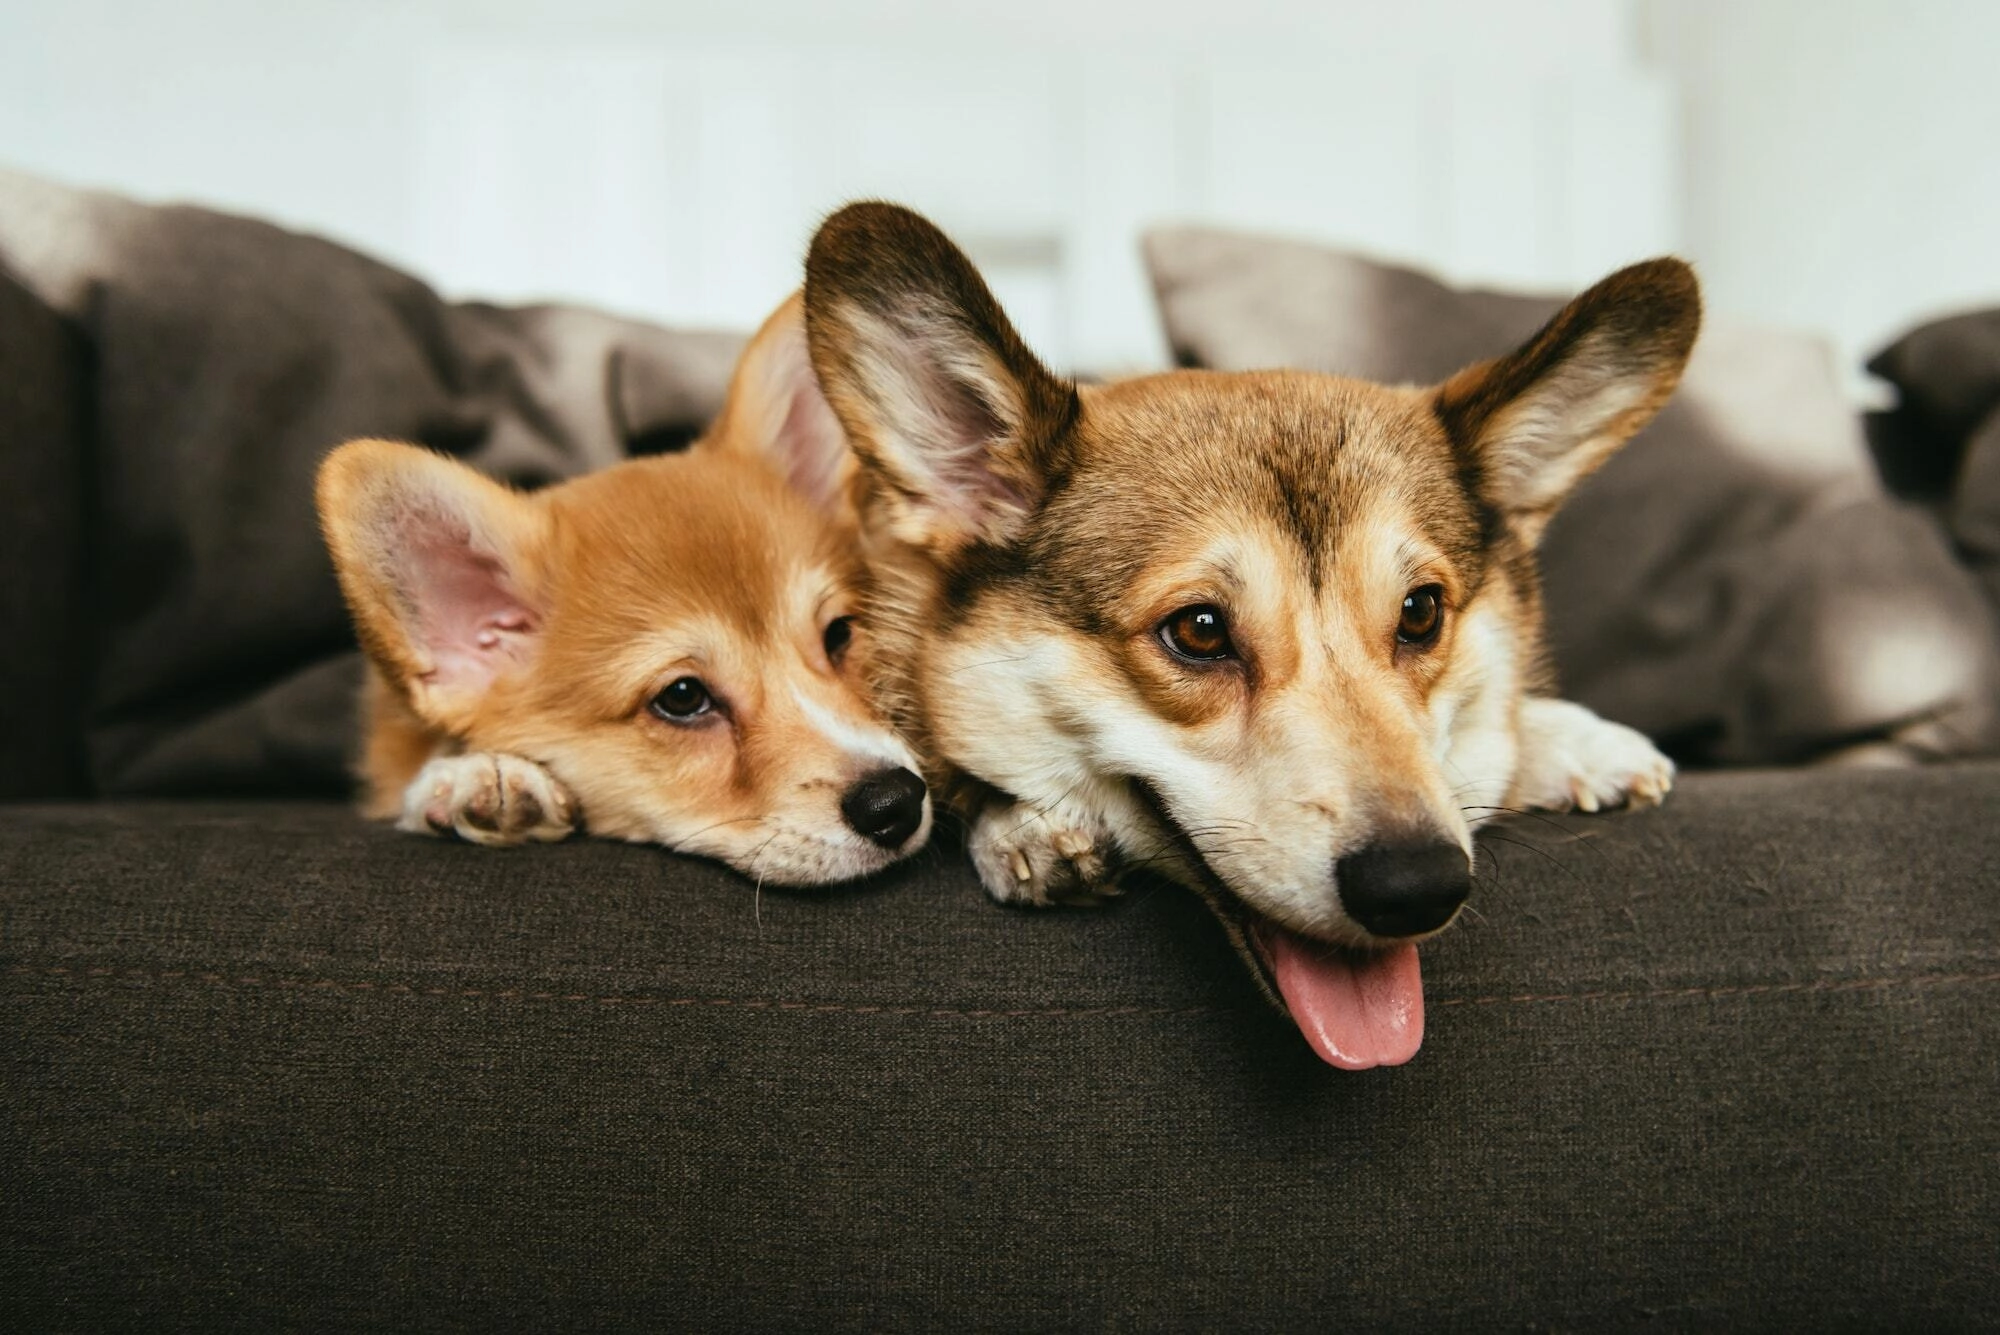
<box><xmin>803</xmin><ymin>202</ymin><xmax>1079</xmax><ymax>551</ymax></box>
<box><xmin>317</xmin><ymin>439</ymin><xmax>549</xmax><ymax>731</ymax></box>
<box><xmin>705</xmin><ymin>290</ymin><xmax>854</xmax><ymax>515</ymax></box>
<box><xmin>1436</xmin><ymin>258</ymin><xmax>1701</xmax><ymax>546</ymax></box>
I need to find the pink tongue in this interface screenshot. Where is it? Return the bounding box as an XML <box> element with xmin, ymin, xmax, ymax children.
<box><xmin>1261</xmin><ymin>927</ymin><xmax>1424</xmax><ymax>1070</ymax></box>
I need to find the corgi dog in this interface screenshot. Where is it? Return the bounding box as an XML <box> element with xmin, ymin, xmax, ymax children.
<box><xmin>801</xmin><ymin>203</ymin><xmax>1698</xmax><ymax>1067</ymax></box>
<box><xmin>316</xmin><ymin>294</ymin><xmax>932</xmax><ymax>885</ymax></box>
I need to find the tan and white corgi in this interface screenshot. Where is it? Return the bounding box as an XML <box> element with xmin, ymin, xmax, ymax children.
<box><xmin>317</xmin><ymin>294</ymin><xmax>931</xmax><ymax>886</ymax></box>
<box><xmin>802</xmin><ymin>203</ymin><xmax>1698</xmax><ymax>1066</ymax></box>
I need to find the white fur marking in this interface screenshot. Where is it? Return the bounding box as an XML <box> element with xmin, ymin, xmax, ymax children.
<box><xmin>789</xmin><ymin>685</ymin><xmax>917</xmax><ymax>773</ymax></box>
<box><xmin>397</xmin><ymin>752</ymin><xmax>578</xmax><ymax>846</ymax></box>
<box><xmin>1511</xmin><ymin>698</ymin><xmax>1675</xmax><ymax>813</ymax></box>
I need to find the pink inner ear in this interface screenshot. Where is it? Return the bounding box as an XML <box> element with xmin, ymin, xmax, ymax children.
<box><xmin>769</xmin><ymin>342</ymin><xmax>851</xmax><ymax>512</ymax></box>
<box><xmin>404</xmin><ymin>522</ymin><xmax>538</xmax><ymax>696</ymax></box>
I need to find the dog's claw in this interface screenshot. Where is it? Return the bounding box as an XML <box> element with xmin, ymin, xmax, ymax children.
<box><xmin>1627</xmin><ymin>769</ymin><xmax>1671</xmax><ymax>808</ymax></box>
<box><xmin>970</xmin><ymin>798</ymin><xmax>1118</xmax><ymax>908</ymax></box>
<box><xmin>1512</xmin><ymin>698</ymin><xmax>1675</xmax><ymax>817</ymax></box>
<box><xmin>398</xmin><ymin>752</ymin><xmax>581</xmax><ymax>846</ymax></box>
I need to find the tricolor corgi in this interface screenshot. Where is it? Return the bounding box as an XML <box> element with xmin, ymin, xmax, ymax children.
<box><xmin>801</xmin><ymin>203</ymin><xmax>1697</xmax><ymax>1065</ymax></box>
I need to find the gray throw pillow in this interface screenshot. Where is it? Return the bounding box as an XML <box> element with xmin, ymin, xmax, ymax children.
<box><xmin>1955</xmin><ymin>414</ymin><xmax>2000</xmax><ymax>613</ymax></box>
<box><xmin>1869</xmin><ymin>308</ymin><xmax>2000</xmax><ymax>452</ymax></box>
<box><xmin>0</xmin><ymin>169</ymin><xmax>744</xmax><ymax>796</ymax></box>
<box><xmin>1868</xmin><ymin>307</ymin><xmax>2000</xmax><ymax>617</ymax></box>
<box><xmin>1145</xmin><ymin>227</ymin><xmax>2000</xmax><ymax>764</ymax></box>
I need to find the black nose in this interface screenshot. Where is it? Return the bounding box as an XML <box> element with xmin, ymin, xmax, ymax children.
<box><xmin>1336</xmin><ymin>840</ymin><xmax>1471</xmax><ymax>938</ymax></box>
<box><xmin>840</xmin><ymin>767</ymin><xmax>927</xmax><ymax>848</ymax></box>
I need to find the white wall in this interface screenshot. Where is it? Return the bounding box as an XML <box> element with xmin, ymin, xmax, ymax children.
<box><xmin>0</xmin><ymin>0</ymin><xmax>1674</xmax><ymax>371</ymax></box>
<box><xmin>12</xmin><ymin>0</ymin><xmax>1994</xmax><ymax>383</ymax></box>
<box><xmin>1644</xmin><ymin>0</ymin><xmax>2000</xmax><ymax>380</ymax></box>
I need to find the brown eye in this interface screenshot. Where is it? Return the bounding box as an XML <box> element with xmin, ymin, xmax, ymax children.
<box><xmin>823</xmin><ymin>615</ymin><xmax>855</xmax><ymax>663</ymax></box>
<box><xmin>1160</xmin><ymin>604</ymin><xmax>1235</xmax><ymax>662</ymax></box>
<box><xmin>1397</xmin><ymin>585</ymin><xmax>1445</xmax><ymax>647</ymax></box>
<box><xmin>649</xmin><ymin>676</ymin><xmax>713</xmax><ymax>721</ymax></box>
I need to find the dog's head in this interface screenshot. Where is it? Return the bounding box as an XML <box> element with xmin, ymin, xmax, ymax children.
<box><xmin>318</xmin><ymin>294</ymin><xmax>931</xmax><ymax>884</ymax></box>
<box><xmin>804</xmin><ymin>203</ymin><xmax>1697</xmax><ymax>1056</ymax></box>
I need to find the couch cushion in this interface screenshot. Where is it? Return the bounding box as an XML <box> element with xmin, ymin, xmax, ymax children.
<box><xmin>0</xmin><ymin>267</ymin><xmax>90</xmax><ymax>798</ymax></box>
<box><xmin>1868</xmin><ymin>306</ymin><xmax>2000</xmax><ymax>462</ymax></box>
<box><xmin>1145</xmin><ymin>227</ymin><xmax>2000</xmax><ymax>763</ymax></box>
<box><xmin>0</xmin><ymin>169</ymin><xmax>744</xmax><ymax>798</ymax></box>
<box><xmin>1868</xmin><ymin>306</ymin><xmax>2000</xmax><ymax>620</ymax></box>
<box><xmin>4</xmin><ymin>766</ymin><xmax>1996</xmax><ymax>1328</ymax></box>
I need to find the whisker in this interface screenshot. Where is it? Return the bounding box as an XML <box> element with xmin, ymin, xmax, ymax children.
<box><xmin>1110</xmin><ymin>849</ymin><xmax>1199</xmax><ymax>896</ymax></box>
<box><xmin>743</xmin><ymin>830</ymin><xmax>782</xmax><ymax>927</ymax></box>
<box><xmin>990</xmin><ymin>778</ymin><xmax>1093</xmax><ymax>844</ymax></box>
<box><xmin>671</xmin><ymin>814</ymin><xmax>766</xmax><ymax>851</ymax></box>
<box><xmin>944</xmin><ymin>654</ymin><xmax>1033</xmax><ymax>679</ymax></box>
<box><xmin>1179</xmin><ymin>828</ymin><xmax>1271</xmax><ymax>847</ymax></box>
<box><xmin>1477</xmin><ymin>831</ymin><xmax>1583</xmax><ymax>883</ymax></box>
<box><xmin>1472</xmin><ymin>840</ymin><xmax>1508</xmax><ymax>893</ymax></box>
<box><xmin>1461</xmin><ymin>804</ymin><xmax>1598</xmax><ymax>848</ymax></box>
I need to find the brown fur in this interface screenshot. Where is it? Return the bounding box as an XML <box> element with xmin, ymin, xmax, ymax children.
<box><xmin>804</xmin><ymin>201</ymin><xmax>1698</xmax><ymax>962</ymax></box>
<box><xmin>318</xmin><ymin>294</ymin><xmax>928</xmax><ymax>884</ymax></box>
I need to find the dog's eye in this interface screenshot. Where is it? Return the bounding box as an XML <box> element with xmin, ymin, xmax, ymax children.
<box><xmin>1397</xmin><ymin>585</ymin><xmax>1445</xmax><ymax>647</ymax></box>
<box><xmin>823</xmin><ymin>616</ymin><xmax>855</xmax><ymax>663</ymax></box>
<box><xmin>1160</xmin><ymin>604</ymin><xmax>1236</xmax><ymax>662</ymax></box>
<box><xmin>649</xmin><ymin>676</ymin><xmax>714</xmax><ymax>721</ymax></box>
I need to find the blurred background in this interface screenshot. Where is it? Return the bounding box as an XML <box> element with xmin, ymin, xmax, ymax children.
<box><xmin>4</xmin><ymin>0</ymin><xmax>1995</xmax><ymax>380</ymax></box>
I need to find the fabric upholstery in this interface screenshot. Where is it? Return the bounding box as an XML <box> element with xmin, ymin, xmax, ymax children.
<box><xmin>1144</xmin><ymin>227</ymin><xmax>2000</xmax><ymax>764</ymax></box>
<box><xmin>0</xmin><ymin>169</ymin><xmax>744</xmax><ymax>798</ymax></box>
<box><xmin>1870</xmin><ymin>306</ymin><xmax>2000</xmax><ymax>622</ymax></box>
<box><xmin>0</xmin><ymin>268</ymin><xmax>90</xmax><ymax>798</ymax></box>
<box><xmin>4</xmin><ymin>765</ymin><xmax>1996</xmax><ymax>1328</ymax></box>
<box><xmin>1869</xmin><ymin>307</ymin><xmax>2000</xmax><ymax>458</ymax></box>
<box><xmin>1955</xmin><ymin>413</ymin><xmax>2000</xmax><ymax>611</ymax></box>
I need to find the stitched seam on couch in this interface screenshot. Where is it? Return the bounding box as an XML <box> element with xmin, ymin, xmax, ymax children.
<box><xmin>6</xmin><ymin>963</ymin><xmax>1999</xmax><ymax>1015</ymax></box>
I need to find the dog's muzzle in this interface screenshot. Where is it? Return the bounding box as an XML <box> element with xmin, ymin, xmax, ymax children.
<box><xmin>1335</xmin><ymin>840</ymin><xmax>1471</xmax><ymax>938</ymax></box>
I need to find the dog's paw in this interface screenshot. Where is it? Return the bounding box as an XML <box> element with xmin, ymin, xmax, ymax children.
<box><xmin>1510</xmin><ymin>698</ymin><xmax>1674</xmax><ymax>814</ymax></box>
<box><xmin>397</xmin><ymin>752</ymin><xmax>579</xmax><ymax>846</ymax></box>
<box><xmin>969</xmin><ymin>797</ymin><xmax>1118</xmax><ymax>908</ymax></box>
